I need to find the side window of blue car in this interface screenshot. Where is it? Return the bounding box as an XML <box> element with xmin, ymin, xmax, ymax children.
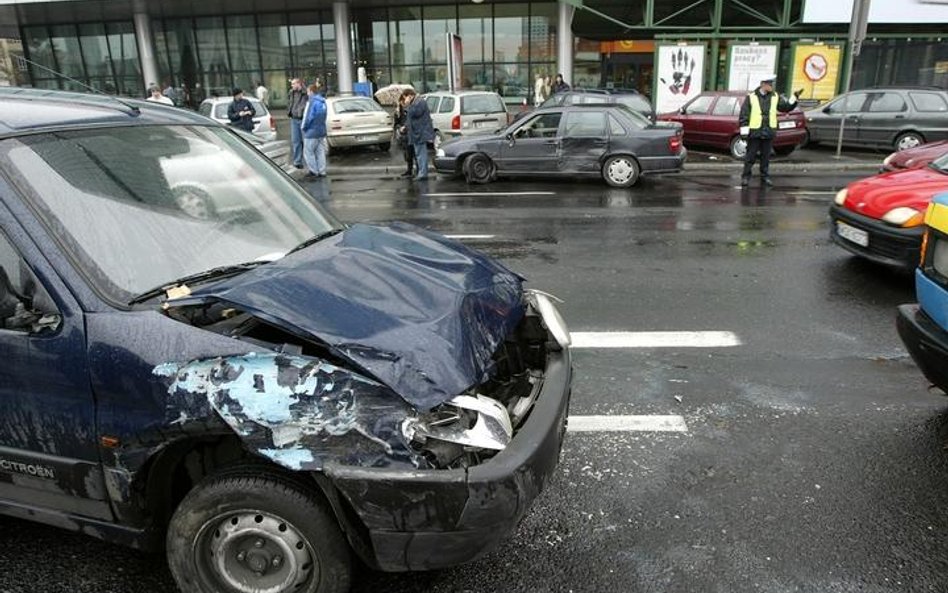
<box><xmin>0</xmin><ymin>230</ymin><xmax>60</xmax><ymax>334</ymax></box>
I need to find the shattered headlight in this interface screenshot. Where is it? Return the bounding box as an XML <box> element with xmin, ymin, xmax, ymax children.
<box><xmin>526</xmin><ymin>289</ymin><xmax>571</xmax><ymax>348</ymax></box>
<box><xmin>403</xmin><ymin>394</ymin><xmax>513</xmax><ymax>452</ymax></box>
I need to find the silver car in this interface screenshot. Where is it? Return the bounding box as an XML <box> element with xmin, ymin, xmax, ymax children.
<box><xmin>198</xmin><ymin>96</ymin><xmax>277</xmax><ymax>142</ymax></box>
<box><xmin>804</xmin><ymin>87</ymin><xmax>948</xmax><ymax>151</ymax></box>
<box><xmin>326</xmin><ymin>96</ymin><xmax>393</xmax><ymax>152</ymax></box>
<box><xmin>422</xmin><ymin>91</ymin><xmax>509</xmax><ymax>147</ymax></box>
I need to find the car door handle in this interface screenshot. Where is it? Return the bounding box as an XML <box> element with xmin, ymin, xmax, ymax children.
<box><xmin>895</xmin><ymin>115</ymin><xmax>905</xmax><ymax>119</ymax></box>
<box><xmin>544</xmin><ymin>139</ymin><xmax>559</xmax><ymax>145</ymax></box>
<box><xmin>593</xmin><ymin>139</ymin><xmax>608</xmax><ymax>146</ymax></box>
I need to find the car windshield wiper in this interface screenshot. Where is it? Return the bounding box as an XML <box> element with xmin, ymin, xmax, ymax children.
<box><xmin>128</xmin><ymin>260</ymin><xmax>270</xmax><ymax>305</ymax></box>
<box><xmin>285</xmin><ymin>228</ymin><xmax>345</xmax><ymax>256</ymax></box>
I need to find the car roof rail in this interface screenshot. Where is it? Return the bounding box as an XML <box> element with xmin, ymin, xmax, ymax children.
<box><xmin>12</xmin><ymin>56</ymin><xmax>141</xmax><ymax>116</ymax></box>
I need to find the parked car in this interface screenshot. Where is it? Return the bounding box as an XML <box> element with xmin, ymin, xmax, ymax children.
<box><xmin>514</xmin><ymin>88</ymin><xmax>655</xmax><ymax>125</ymax></box>
<box><xmin>435</xmin><ymin>103</ymin><xmax>685</xmax><ymax>187</ymax></box>
<box><xmin>658</xmin><ymin>91</ymin><xmax>807</xmax><ymax>159</ymax></box>
<box><xmin>882</xmin><ymin>139</ymin><xmax>948</xmax><ymax>172</ymax></box>
<box><xmin>0</xmin><ymin>88</ymin><xmax>573</xmax><ymax>593</ymax></box>
<box><xmin>326</xmin><ymin>95</ymin><xmax>393</xmax><ymax>152</ymax></box>
<box><xmin>805</xmin><ymin>87</ymin><xmax>948</xmax><ymax>152</ymax></box>
<box><xmin>422</xmin><ymin>90</ymin><xmax>509</xmax><ymax>147</ymax></box>
<box><xmin>198</xmin><ymin>96</ymin><xmax>277</xmax><ymax>142</ymax></box>
<box><xmin>897</xmin><ymin>192</ymin><xmax>948</xmax><ymax>394</ymax></box>
<box><xmin>829</xmin><ymin>153</ymin><xmax>948</xmax><ymax>270</ymax></box>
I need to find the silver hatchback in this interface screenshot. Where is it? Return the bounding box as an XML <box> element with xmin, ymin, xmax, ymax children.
<box><xmin>422</xmin><ymin>91</ymin><xmax>509</xmax><ymax>147</ymax></box>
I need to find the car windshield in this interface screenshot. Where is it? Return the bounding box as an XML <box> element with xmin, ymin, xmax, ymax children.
<box><xmin>932</xmin><ymin>153</ymin><xmax>948</xmax><ymax>174</ymax></box>
<box><xmin>0</xmin><ymin>125</ymin><xmax>339</xmax><ymax>303</ymax></box>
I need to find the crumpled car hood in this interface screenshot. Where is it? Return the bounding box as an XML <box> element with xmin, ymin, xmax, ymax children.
<box><xmin>177</xmin><ymin>222</ymin><xmax>525</xmax><ymax>411</ymax></box>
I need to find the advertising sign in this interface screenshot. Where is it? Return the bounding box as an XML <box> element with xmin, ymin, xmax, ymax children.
<box><xmin>789</xmin><ymin>43</ymin><xmax>843</xmax><ymax>103</ymax></box>
<box><xmin>654</xmin><ymin>43</ymin><xmax>706</xmax><ymax>114</ymax></box>
<box><xmin>726</xmin><ymin>43</ymin><xmax>780</xmax><ymax>91</ymax></box>
<box><xmin>446</xmin><ymin>33</ymin><xmax>463</xmax><ymax>92</ymax></box>
<box><xmin>803</xmin><ymin>0</ymin><xmax>948</xmax><ymax>23</ymax></box>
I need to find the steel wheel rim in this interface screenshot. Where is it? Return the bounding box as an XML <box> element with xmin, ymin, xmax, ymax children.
<box><xmin>471</xmin><ymin>157</ymin><xmax>490</xmax><ymax>180</ymax></box>
<box><xmin>195</xmin><ymin>510</ymin><xmax>317</xmax><ymax>593</ymax></box>
<box><xmin>733</xmin><ymin>138</ymin><xmax>747</xmax><ymax>158</ymax></box>
<box><xmin>898</xmin><ymin>135</ymin><xmax>920</xmax><ymax>151</ymax></box>
<box><xmin>607</xmin><ymin>158</ymin><xmax>635</xmax><ymax>184</ymax></box>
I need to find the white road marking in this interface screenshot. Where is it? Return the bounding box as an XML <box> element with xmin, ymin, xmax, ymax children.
<box><xmin>424</xmin><ymin>191</ymin><xmax>556</xmax><ymax>197</ymax></box>
<box><xmin>568</xmin><ymin>415</ymin><xmax>688</xmax><ymax>433</ymax></box>
<box><xmin>570</xmin><ymin>331</ymin><xmax>742</xmax><ymax>349</ymax></box>
<box><xmin>444</xmin><ymin>234</ymin><xmax>497</xmax><ymax>240</ymax></box>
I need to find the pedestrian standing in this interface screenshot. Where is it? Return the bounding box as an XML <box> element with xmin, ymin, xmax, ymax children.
<box><xmin>301</xmin><ymin>83</ymin><xmax>328</xmax><ymax>178</ymax></box>
<box><xmin>393</xmin><ymin>100</ymin><xmax>415</xmax><ymax>178</ymax></box>
<box><xmin>552</xmin><ymin>73</ymin><xmax>570</xmax><ymax>94</ymax></box>
<box><xmin>534</xmin><ymin>73</ymin><xmax>547</xmax><ymax>105</ymax></box>
<box><xmin>738</xmin><ymin>74</ymin><xmax>802</xmax><ymax>187</ymax></box>
<box><xmin>162</xmin><ymin>81</ymin><xmax>178</xmax><ymax>105</ymax></box>
<box><xmin>227</xmin><ymin>88</ymin><xmax>256</xmax><ymax>133</ymax></box>
<box><xmin>287</xmin><ymin>78</ymin><xmax>308</xmax><ymax>169</ymax></box>
<box><xmin>147</xmin><ymin>86</ymin><xmax>174</xmax><ymax>105</ymax></box>
<box><xmin>401</xmin><ymin>88</ymin><xmax>435</xmax><ymax>181</ymax></box>
<box><xmin>255</xmin><ymin>80</ymin><xmax>270</xmax><ymax>108</ymax></box>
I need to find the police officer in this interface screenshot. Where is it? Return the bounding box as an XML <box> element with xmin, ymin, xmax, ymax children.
<box><xmin>739</xmin><ymin>74</ymin><xmax>802</xmax><ymax>187</ymax></box>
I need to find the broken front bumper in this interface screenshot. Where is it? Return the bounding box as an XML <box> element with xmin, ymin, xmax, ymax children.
<box><xmin>320</xmin><ymin>344</ymin><xmax>572</xmax><ymax>571</ymax></box>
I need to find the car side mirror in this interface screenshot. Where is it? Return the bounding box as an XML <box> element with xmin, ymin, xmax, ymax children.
<box><xmin>505</xmin><ymin>132</ymin><xmax>515</xmax><ymax>144</ymax></box>
<box><xmin>679</xmin><ymin>106</ymin><xmax>687</xmax><ymax>115</ymax></box>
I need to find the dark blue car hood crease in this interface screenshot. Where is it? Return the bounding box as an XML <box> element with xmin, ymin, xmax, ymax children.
<box><xmin>181</xmin><ymin>222</ymin><xmax>526</xmax><ymax>411</ymax></box>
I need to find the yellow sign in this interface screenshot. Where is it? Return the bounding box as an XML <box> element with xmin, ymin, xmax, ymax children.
<box><xmin>790</xmin><ymin>43</ymin><xmax>843</xmax><ymax>102</ymax></box>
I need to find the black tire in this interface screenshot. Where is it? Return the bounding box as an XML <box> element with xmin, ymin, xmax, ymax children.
<box><xmin>774</xmin><ymin>145</ymin><xmax>796</xmax><ymax>156</ymax></box>
<box><xmin>601</xmin><ymin>155</ymin><xmax>640</xmax><ymax>188</ymax></box>
<box><xmin>895</xmin><ymin>131</ymin><xmax>925</xmax><ymax>152</ymax></box>
<box><xmin>802</xmin><ymin>129</ymin><xmax>816</xmax><ymax>148</ymax></box>
<box><xmin>729</xmin><ymin>136</ymin><xmax>747</xmax><ymax>160</ymax></box>
<box><xmin>463</xmin><ymin>153</ymin><xmax>496</xmax><ymax>184</ymax></box>
<box><xmin>167</xmin><ymin>469</ymin><xmax>351</xmax><ymax>593</ymax></box>
<box><xmin>379</xmin><ymin>142</ymin><xmax>391</xmax><ymax>152</ymax></box>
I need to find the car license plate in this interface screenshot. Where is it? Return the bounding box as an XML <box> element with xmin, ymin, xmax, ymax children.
<box><xmin>475</xmin><ymin>121</ymin><xmax>491</xmax><ymax>128</ymax></box>
<box><xmin>778</xmin><ymin>121</ymin><xmax>796</xmax><ymax>130</ymax></box>
<box><xmin>355</xmin><ymin>135</ymin><xmax>372</xmax><ymax>142</ymax></box>
<box><xmin>836</xmin><ymin>221</ymin><xmax>869</xmax><ymax>247</ymax></box>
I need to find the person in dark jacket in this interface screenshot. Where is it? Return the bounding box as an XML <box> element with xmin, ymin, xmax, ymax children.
<box><xmin>552</xmin><ymin>73</ymin><xmax>570</xmax><ymax>94</ymax></box>
<box><xmin>227</xmin><ymin>88</ymin><xmax>255</xmax><ymax>133</ymax></box>
<box><xmin>393</xmin><ymin>100</ymin><xmax>415</xmax><ymax>178</ymax></box>
<box><xmin>301</xmin><ymin>83</ymin><xmax>328</xmax><ymax>178</ymax></box>
<box><xmin>286</xmin><ymin>78</ymin><xmax>308</xmax><ymax>169</ymax></box>
<box><xmin>739</xmin><ymin>74</ymin><xmax>802</xmax><ymax>187</ymax></box>
<box><xmin>401</xmin><ymin>88</ymin><xmax>435</xmax><ymax>180</ymax></box>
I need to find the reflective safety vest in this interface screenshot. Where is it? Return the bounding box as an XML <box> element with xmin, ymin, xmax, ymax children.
<box><xmin>748</xmin><ymin>92</ymin><xmax>778</xmax><ymax>130</ymax></box>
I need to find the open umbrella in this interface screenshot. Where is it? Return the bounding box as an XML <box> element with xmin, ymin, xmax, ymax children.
<box><xmin>374</xmin><ymin>83</ymin><xmax>414</xmax><ymax>106</ymax></box>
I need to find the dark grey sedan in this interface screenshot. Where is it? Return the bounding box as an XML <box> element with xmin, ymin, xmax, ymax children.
<box><xmin>434</xmin><ymin>104</ymin><xmax>685</xmax><ymax>187</ymax></box>
<box><xmin>805</xmin><ymin>87</ymin><xmax>948</xmax><ymax>152</ymax></box>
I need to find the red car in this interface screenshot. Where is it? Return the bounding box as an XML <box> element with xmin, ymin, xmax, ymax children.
<box><xmin>882</xmin><ymin>140</ymin><xmax>948</xmax><ymax>172</ymax></box>
<box><xmin>658</xmin><ymin>91</ymin><xmax>807</xmax><ymax>159</ymax></box>
<box><xmin>829</xmin><ymin>153</ymin><xmax>948</xmax><ymax>270</ymax></box>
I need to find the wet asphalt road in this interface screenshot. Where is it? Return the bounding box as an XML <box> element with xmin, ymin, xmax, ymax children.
<box><xmin>4</xmin><ymin>164</ymin><xmax>948</xmax><ymax>593</ymax></box>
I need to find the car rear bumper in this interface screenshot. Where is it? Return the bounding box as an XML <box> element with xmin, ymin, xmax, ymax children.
<box><xmin>828</xmin><ymin>204</ymin><xmax>923</xmax><ymax>271</ymax></box>
<box><xmin>774</xmin><ymin>128</ymin><xmax>807</xmax><ymax>147</ymax></box>
<box><xmin>322</xmin><ymin>345</ymin><xmax>572</xmax><ymax>572</ymax></box>
<box><xmin>328</xmin><ymin>129</ymin><xmax>392</xmax><ymax>147</ymax></box>
<box><xmin>640</xmin><ymin>148</ymin><xmax>687</xmax><ymax>174</ymax></box>
<box><xmin>897</xmin><ymin>304</ymin><xmax>948</xmax><ymax>394</ymax></box>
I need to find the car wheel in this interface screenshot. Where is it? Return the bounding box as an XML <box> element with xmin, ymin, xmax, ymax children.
<box><xmin>729</xmin><ymin>136</ymin><xmax>748</xmax><ymax>159</ymax></box>
<box><xmin>379</xmin><ymin>142</ymin><xmax>391</xmax><ymax>152</ymax></box>
<box><xmin>895</xmin><ymin>131</ymin><xmax>924</xmax><ymax>152</ymax></box>
<box><xmin>602</xmin><ymin>155</ymin><xmax>640</xmax><ymax>188</ymax></box>
<box><xmin>167</xmin><ymin>469</ymin><xmax>351</xmax><ymax>593</ymax></box>
<box><xmin>173</xmin><ymin>185</ymin><xmax>215</xmax><ymax>220</ymax></box>
<box><xmin>774</xmin><ymin>146</ymin><xmax>796</xmax><ymax>156</ymax></box>
<box><xmin>463</xmin><ymin>153</ymin><xmax>496</xmax><ymax>184</ymax></box>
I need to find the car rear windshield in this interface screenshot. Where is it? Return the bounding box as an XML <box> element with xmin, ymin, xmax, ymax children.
<box><xmin>333</xmin><ymin>98</ymin><xmax>383</xmax><ymax>114</ymax></box>
<box><xmin>213</xmin><ymin>100</ymin><xmax>267</xmax><ymax>119</ymax></box>
<box><xmin>0</xmin><ymin>125</ymin><xmax>338</xmax><ymax>303</ymax></box>
<box><xmin>461</xmin><ymin>94</ymin><xmax>505</xmax><ymax>115</ymax></box>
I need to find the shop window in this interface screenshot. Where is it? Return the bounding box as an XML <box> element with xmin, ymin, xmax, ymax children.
<box><xmin>459</xmin><ymin>4</ymin><xmax>492</xmax><ymax>63</ymax></box>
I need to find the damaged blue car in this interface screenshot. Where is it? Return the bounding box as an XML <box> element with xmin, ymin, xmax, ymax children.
<box><xmin>0</xmin><ymin>88</ymin><xmax>573</xmax><ymax>593</ymax></box>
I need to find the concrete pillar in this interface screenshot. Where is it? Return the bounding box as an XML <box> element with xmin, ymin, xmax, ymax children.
<box><xmin>132</xmin><ymin>2</ymin><xmax>160</xmax><ymax>93</ymax></box>
<box><xmin>557</xmin><ymin>1</ymin><xmax>575</xmax><ymax>85</ymax></box>
<box><xmin>332</xmin><ymin>1</ymin><xmax>354</xmax><ymax>94</ymax></box>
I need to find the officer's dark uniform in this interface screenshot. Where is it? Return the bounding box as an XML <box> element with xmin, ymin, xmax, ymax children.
<box><xmin>739</xmin><ymin>80</ymin><xmax>798</xmax><ymax>186</ymax></box>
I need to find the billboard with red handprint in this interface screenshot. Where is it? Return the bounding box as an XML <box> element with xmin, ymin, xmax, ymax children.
<box><xmin>654</xmin><ymin>43</ymin><xmax>706</xmax><ymax>114</ymax></box>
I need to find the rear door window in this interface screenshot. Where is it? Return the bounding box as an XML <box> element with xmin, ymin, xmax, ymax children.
<box><xmin>712</xmin><ymin>96</ymin><xmax>740</xmax><ymax>116</ymax></box>
<box><xmin>438</xmin><ymin>97</ymin><xmax>456</xmax><ymax>113</ymax></box>
<box><xmin>910</xmin><ymin>92</ymin><xmax>948</xmax><ymax>113</ymax></box>
<box><xmin>461</xmin><ymin>94</ymin><xmax>505</xmax><ymax>114</ymax></box>
<box><xmin>608</xmin><ymin>114</ymin><xmax>627</xmax><ymax>136</ymax></box>
<box><xmin>564</xmin><ymin>111</ymin><xmax>606</xmax><ymax>137</ymax></box>
<box><xmin>867</xmin><ymin>92</ymin><xmax>907</xmax><ymax>113</ymax></box>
